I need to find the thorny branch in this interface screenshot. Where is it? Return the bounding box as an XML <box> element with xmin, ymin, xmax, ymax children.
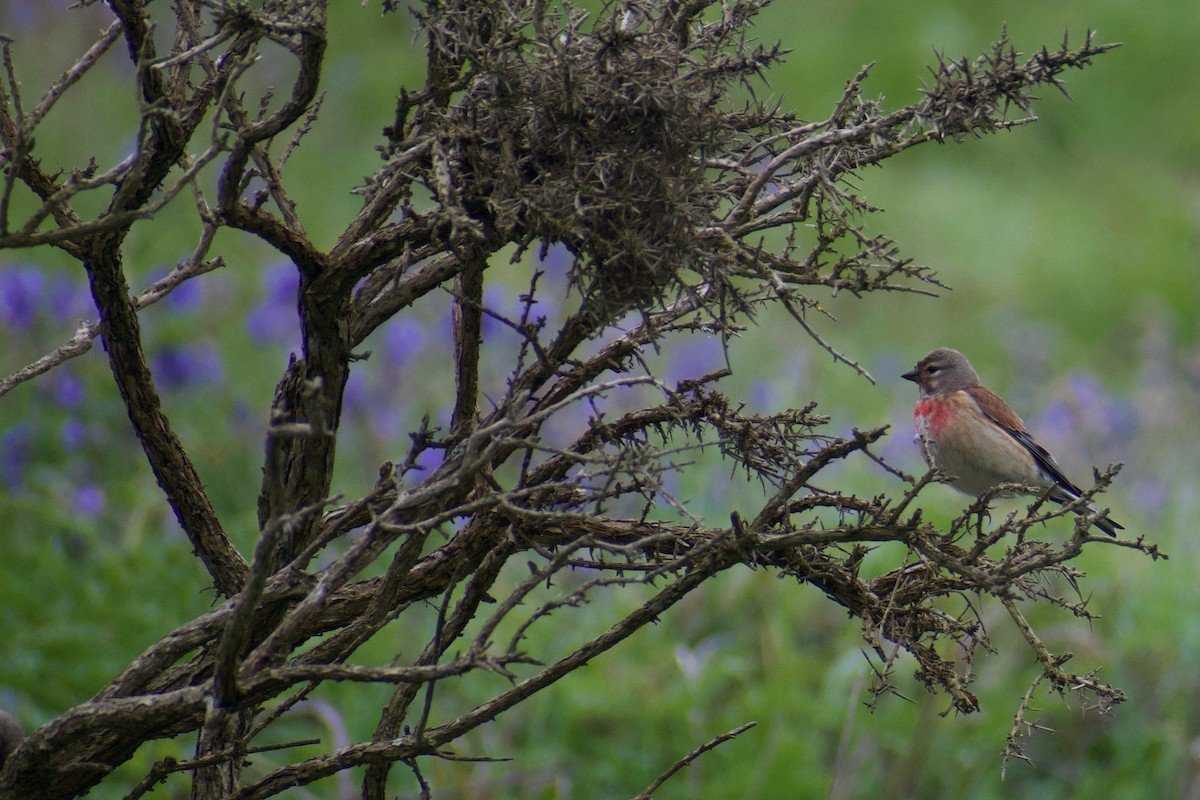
<box><xmin>0</xmin><ymin>1</ymin><xmax>1151</xmax><ymax>798</ymax></box>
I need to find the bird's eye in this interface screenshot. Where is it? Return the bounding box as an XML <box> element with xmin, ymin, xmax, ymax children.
<box><xmin>925</xmin><ymin>365</ymin><xmax>939</xmax><ymax>374</ymax></box>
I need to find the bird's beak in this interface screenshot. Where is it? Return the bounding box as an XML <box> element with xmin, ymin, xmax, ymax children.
<box><xmin>901</xmin><ymin>367</ymin><xmax>918</xmax><ymax>383</ymax></box>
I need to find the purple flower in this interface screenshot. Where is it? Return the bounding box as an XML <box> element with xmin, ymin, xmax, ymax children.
<box><xmin>342</xmin><ymin>370</ymin><xmax>370</xmax><ymax>422</ymax></box>
<box><xmin>50</xmin><ymin>276</ymin><xmax>93</xmax><ymax>320</ymax></box>
<box><xmin>414</xmin><ymin>445</ymin><xmax>445</xmax><ymax>472</ymax></box>
<box><xmin>345</xmin><ymin>363</ymin><xmax>404</xmax><ymax>443</ymax></box>
<box><xmin>749</xmin><ymin>379</ymin><xmax>777</xmax><ymax>410</ymax></box>
<box><xmin>436</xmin><ymin>305</ymin><xmax>455</xmax><ymax>345</ymax></box>
<box><xmin>881</xmin><ymin>407</ymin><xmax>921</xmax><ymax>471</ymax></box>
<box><xmin>0</xmin><ymin>267</ymin><xmax>45</xmax><ymax>330</ymax></box>
<box><xmin>4</xmin><ymin>0</ymin><xmax>43</xmax><ymax>35</ymax></box>
<box><xmin>1</xmin><ymin>423</ymin><xmax>32</xmax><ymax>490</ymax></box>
<box><xmin>480</xmin><ymin>284</ymin><xmax>511</xmax><ymax>339</ymax></box>
<box><xmin>1064</xmin><ymin>371</ymin><xmax>1138</xmax><ymax>445</ymax></box>
<box><xmin>247</xmin><ymin>263</ymin><xmax>299</xmax><ymax>344</ymax></box>
<box><xmin>247</xmin><ymin>303</ymin><xmax>296</xmax><ymax>345</ymax></box>
<box><xmin>60</xmin><ymin>418</ymin><xmax>87</xmax><ymax>449</ymax></box>
<box><xmin>383</xmin><ymin>318</ymin><xmax>426</xmax><ymax>368</ymax></box>
<box><xmin>51</xmin><ymin>373</ymin><xmax>85</xmax><ymax>409</ymax></box>
<box><xmin>151</xmin><ymin>343</ymin><xmax>225</xmax><ymax>391</ymax></box>
<box><xmin>660</xmin><ymin>335</ymin><xmax>725</xmax><ymax>388</ymax></box>
<box><xmin>1034</xmin><ymin>401</ymin><xmax>1076</xmax><ymax>445</ymax></box>
<box><xmin>530</xmin><ymin>245</ymin><xmax>574</xmax><ymax>324</ymax></box>
<box><xmin>165</xmin><ymin>275</ymin><xmax>202</xmax><ymax>310</ymax></box>
<box><xmin>72</xmin><ymin>484</ymin><xmax>106</xmax><ymax>517</ymax></box>
<box><xmin>190</xmin><ymin>343</ymin><xmax>225</xmax><ymax>385</ymax></box>
<box><xmin>152</xmin><ymin>348</ymin><xmax>192</xmax><ymax>390</ymax></box>
<box><xmin>537</xmin><ymin>242</ymin><xmax>572</xmax><ymax>272</ymax></box>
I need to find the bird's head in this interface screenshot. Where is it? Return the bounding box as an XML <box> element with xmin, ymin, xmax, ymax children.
<box><xmin>902</xmin><ymin>348</ymin><xmax>981</xmax><ymax>398</ymax></box>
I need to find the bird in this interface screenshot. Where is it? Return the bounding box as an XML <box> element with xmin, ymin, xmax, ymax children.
<box><xmin>901</xmin><ymin>347</ymin><xmax>1122</xmax><ymax>537</ymax></box>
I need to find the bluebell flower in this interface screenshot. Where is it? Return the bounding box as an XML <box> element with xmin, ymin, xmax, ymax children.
<box><xmin>151</xmin><ymin>343</ymin><xmax>225</xmax><ymax>391</ymax></box>
<box><xmin>383</xmin><ymin>318</ymin><xmax>426</xmax><ymax>368</ymax></box>
<box><xmin>1064</xmin><ymin>371</ymin><xmax>1138</xmax><ymax>445</ymax></box>
<box><xmin>247</xmin><ymin>263</ymin><xmax>299</xmax><ymax>344</ymax></box>
<box><xmin>51</xmin><ymin>373</ymin><xmax>85</xmax><ymax>409</ymax></box>
<box><xmin>537</xmin><ymin>242</ymin><xmax>572</xmax><ymax>272</ymax></box>
<box><xmin>0</xmin><ymin>267</ymin><xmax>45</xmax><ymax>330</ymax></box>
<box><xmin>190</xmin><ymin>343</ymin><xmax>226</xmax><ymax>386</ymax></box>
<box><xmin>415</xmin><ymin>445</ymin><xmax>445</xmax><ymax>472</ymax></box>
<box><xmin>749</xmin><ymin>379</ymin><xmax>777</xmax><ymax>410</ymax></box>
<box><xmin>72</xmin><ymin>484</ymin><xmax>106</xmax><ymax>517</ymax></box>
<box><xmin>881</xmin><ymin>406</ymin><xmax>920</xmax><ymax>470</ymax></box>
<box><xmin>50</xmin><ymin>276</ymin><xmax>93</xmax><ymax>320</ymax></box>
<box><xmin>481</xmin><ymin>284</ymin><xmax>510</xmax><ymax>339</ymax></box>
<box><xmin>1035</xmin><ymin>401</ymin><xmax>1076</xmax><ymax>441</ymax></box>
<box><xmin>530</xmin><ymin>244</ymin><xmax>574</xmax><ymax>324</ymax></box>
<box><xmin>5</xmin><ymin>0</ymin><xmax>41</xmax><ymax>34</ymax></box>
<box><xmin>152</xmin><ymin>347</ymin><xmax>192</xmax><ymax>390</ymax></box>
<box><xmin>660</xmin><ymin>335</ymin><xmax>724</xmax><ymax>388</ymax></box>
<box><xmin>165</xmin><ymin>274</ymin><xmax>203</xmax><ymax>311</ymax></box>
<box><xmin>343</xmin><ymin>369</ymin><xmax>369</xmax><ymax>414</ymax></box>
<box><xmin>436</xmin><ymin>304</ymin><xmax>455</xmax><ymax>345</ymax></box>
<box><xmin>1</xmin><ymin>423</ymin><xmax>33</xmax><ymax>490</ymax></box>
<box><xmin>60</xmin><ymin>418</ymin><xmax>87</xmax><ymax>449</ymax></box>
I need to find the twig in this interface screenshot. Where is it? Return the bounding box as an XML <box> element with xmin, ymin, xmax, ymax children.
<box><xmin>0</xmin><ymin>231</ymin><xmax>223</xmax><ymax>399</ymax></box>
<box><xmin>632</xmin><ymin>722</ymin><xmax>757</xmax><ymax>799</ymax></box>
<box><xmin>29</xmin><ymin>20</ymin><xmax>124</xmax><ymax>130</ymax></box>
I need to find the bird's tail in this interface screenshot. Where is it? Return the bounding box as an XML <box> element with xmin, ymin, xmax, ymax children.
<box><xmin>1049</xmin><ymin>486</ymin><xmax>1122</xmax><ymax>537</ymax></box>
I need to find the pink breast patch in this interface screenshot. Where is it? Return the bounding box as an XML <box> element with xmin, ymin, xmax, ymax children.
<box><xmin>914</xmin><ymin>397</ymin><xmax>953</xmax><ymax>437</ymax></box>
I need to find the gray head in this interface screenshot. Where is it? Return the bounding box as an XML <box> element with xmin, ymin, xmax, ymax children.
<box><xmin>901</xmin><ymin>348</ymin><xmax>981</xmax><ymax>398</ymax></box>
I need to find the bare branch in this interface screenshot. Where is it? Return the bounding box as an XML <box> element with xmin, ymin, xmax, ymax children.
<box><xmin>633</xmin><ymin>721</ymin><xmax>758</xmax><ymax>800</ymax></box>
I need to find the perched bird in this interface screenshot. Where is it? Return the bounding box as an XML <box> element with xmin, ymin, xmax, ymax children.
<box><xmin>901</xmin><ymin>347</ymin><xmax>1122</xmax><ymax>537</ymax></box>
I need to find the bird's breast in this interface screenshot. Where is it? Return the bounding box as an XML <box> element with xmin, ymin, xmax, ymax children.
<box><xmin>913</xmin><ymin>398</ymin><xmax>952</xmax><ymax>437</ymax></box>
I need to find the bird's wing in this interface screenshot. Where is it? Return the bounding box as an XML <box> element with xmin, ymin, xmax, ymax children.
<box><xmin>965</xmin><ymin>385</ymin><xmax>1085</xmax><ymax>497</ymax></box>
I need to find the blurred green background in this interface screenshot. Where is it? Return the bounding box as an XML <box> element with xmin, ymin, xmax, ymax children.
<box><xmin>0</xmin><ymin>1</ymin><xmax>1197</xmax><ymax>798</ymax></box>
